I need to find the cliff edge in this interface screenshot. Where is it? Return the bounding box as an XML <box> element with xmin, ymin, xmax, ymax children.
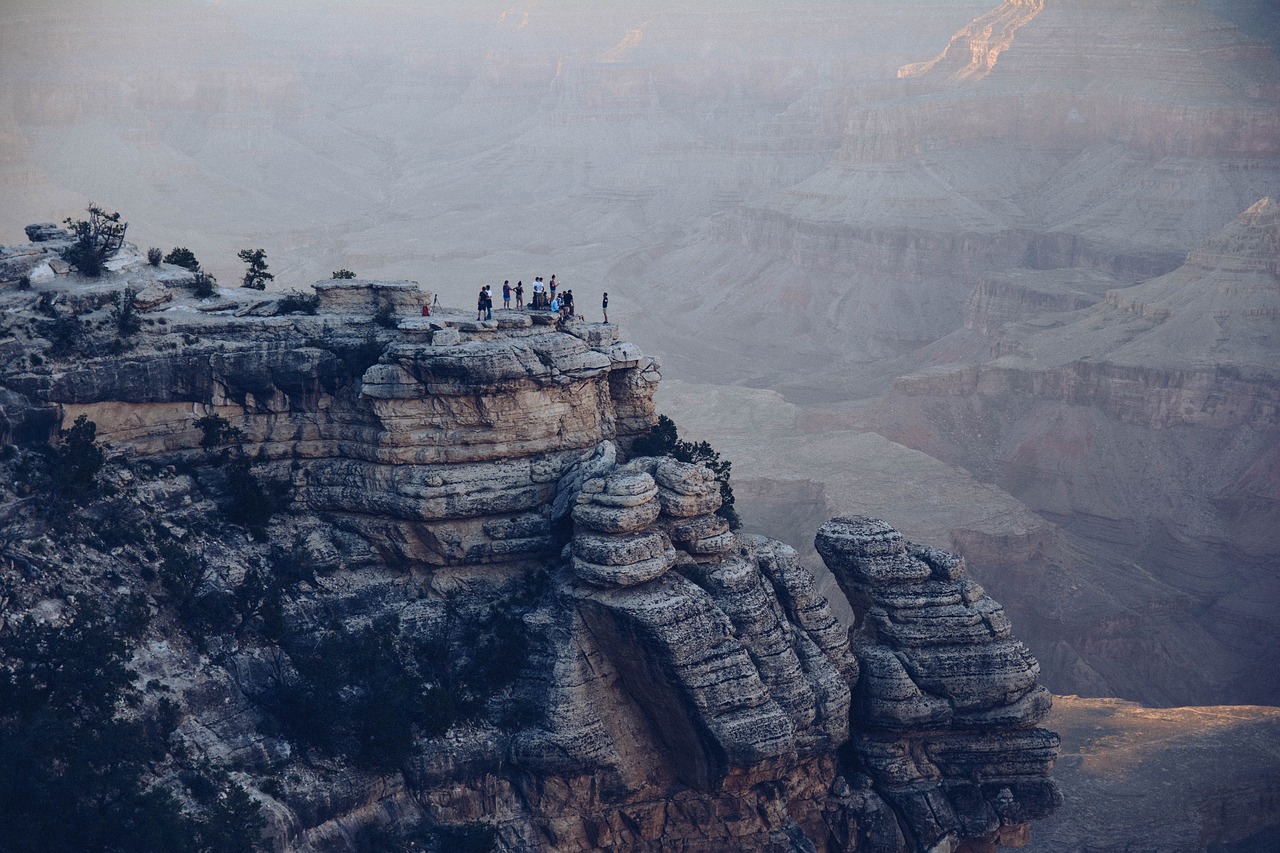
<box><xmin>0</xmin><ymin>228</ymin><xmax>1058</xmax><ymax>851</ymax></box>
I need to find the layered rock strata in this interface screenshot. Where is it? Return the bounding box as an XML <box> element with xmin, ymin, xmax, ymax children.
<box><xmin>0</xmin><ymin>243</ymin><xmax>1060</xmax><ymax>850</ymax></box>
<box><xmin>817</xmin><ymin>517</ymin><xmax>1061</xmax><ymax>853</ymax></box>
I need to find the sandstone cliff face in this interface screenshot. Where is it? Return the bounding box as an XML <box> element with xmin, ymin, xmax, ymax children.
<box><xmin>0</xmin><ymin>245</ymin><xmax>1059</xmax><ymax>851</ymax></box>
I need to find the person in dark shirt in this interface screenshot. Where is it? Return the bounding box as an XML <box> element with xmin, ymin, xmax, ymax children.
<box><xmin>502</xmin><ymin>280</ymin><xmax>511</xmax><ymax>309</ymax></box>
<box><xmin>602</xmin><ymin>292</ymin><xmax>609</xmax><ymax>324</ymax></box>
<box><xmin>515</xmin><ymin>280</ymin><xmax>524</xmax><ymax>309</ymax></box>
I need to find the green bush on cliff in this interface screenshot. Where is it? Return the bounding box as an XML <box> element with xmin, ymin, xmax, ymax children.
<box><xmin>60</xmin><ymin>204</ymin><xmax>127</xmax><ymax>278</ymax></box>
<box><xmin>0</xmin><ymin>602</ymin><xmax>265</xmax><ymax>852</ymax></box>
<box><xmin>254</xmin><ymin>616</ymin><xmax>440</xmax><ymax>773</ymax></box>
<box><xmin>164</xmin><ymin>246</ymin><xmax>201</xmax><ymax>272</ymax></box>
<box><xmin>632</xmin><ymin>414</ymin><xmax>741</xmax><ymax>529</ymax></box>
<box><xmin>223</xmin><ymin>457</ymin><xmax>288</xmax><ymax>540</ymax></box>
<box><xmin>17</xmin><ymin>414</ymin><xmax>108</xmax><ymax>508</ymax></box>
<box><xmin>194</xmin><ymin>414</ymin><xmax>243</xmax><ymax>451</ymax></box>
<box><xmin>112</xmin><ymin>288</ymin><xmax>142</xmax><ymax>338</ymax></box>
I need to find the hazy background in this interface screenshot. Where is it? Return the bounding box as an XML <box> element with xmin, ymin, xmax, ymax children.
<box><xmin>4</xmin><ymin>0</ymin><xmax>1280</xmax><ymax>709</ymax></box>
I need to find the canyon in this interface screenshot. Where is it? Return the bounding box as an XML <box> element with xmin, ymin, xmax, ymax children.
<box><xmin>3</xmin><ymin>0</ymin><xmax>1280</xmax><ymax>848</ymax></box>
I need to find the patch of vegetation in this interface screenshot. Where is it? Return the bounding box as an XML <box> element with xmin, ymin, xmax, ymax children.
<box><xmin>276</xmin><ymin>293</ymin><xmax>319</xmax><ymax>315</ymax></box>
<box><xmin>632</xmin><ymin>414</ymin><xmax>741</xmax><ymax>529</ymax></box>
<box><xmin>19</xmin><ymin>414</ymin><xmax>109</xmax><ymax>508</ymax></box>
<box><xmin>331</xmin><ymin>269</ymin><xmax>356</xmax><ymax>279</ymax></box>
<box><xmin>60</xmin><ymin>204</ymin><xmax>127</xmax><ymax>278</ymax></box>
<box><xmin>254</xmin><ymin>615</ymin><xmax>440</xmax><ymax>772</ymax></box>
<box><xmin>18</xmin><ymin>274</ymin><xmax>31</xmax><ymax>291</ymax></box>
<box><xmin>248</xmin><ymin>574</ymin><xmax>543</xmax><ymax>774</ymax></box>
<box><xmin>147</xmin><ymin>247</ymin><xmax>163</xmax><ymax>266</ymax></box>
<box><xmin>157</xmin><ymin>538</ymin><xmax>237</xmax><ymax>639</ymax></box>
<box><xmin>35</xmin><ymin>313</ymin><xmax>85</xmax><ymax>359</ymax></box>
<box><xmin>194</xmin><ymin>414</ymin><xmax>243</xmax><ymax>451</ymax></box>
<box><xmin>191</xmin><ymin>272</ymin><xmax>218</xmax><ymax>298</ymax></box>
<box><xmin>112</xmin><ymin>288</ymin><xmax>142</xmax><ymax>338</ymax></box>
<box><xmin>373</xmin><ymin>304</ymin><xmax>398</xmax><ymax>329</ymax></box>
<box><xmin>0</xmin><ymin>602</ymin><xmax>265</xmax><ymax>852</ymax></box>
<box><xmin>164</xmin><ymin>247</ymin><xmax>201</xmax><ymax>272</ymax></box>
<box><xmin>223</xmin><ymin>457</ymin><xmax>289</xmax><ymax>540</ymax></box>
<box><xmin>237</xmin><ymin>248</ymin><xmax>273</xmax><ymax>291</ymax></box>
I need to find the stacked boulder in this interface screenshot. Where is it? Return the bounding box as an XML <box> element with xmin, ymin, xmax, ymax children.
<box><xmin>652</xmin><ymin>458</ymin><xmax>736</xmax><ymax>560</ymax></box>
<box><xmin>570</xmin><ymin>467</ymin><xmax>676</xmax><ymax>587</ymax></box>
<box><xmin>816</xmin><ymin>516</ymin><xmax>1061</xmax><ymax>853</ymax></box>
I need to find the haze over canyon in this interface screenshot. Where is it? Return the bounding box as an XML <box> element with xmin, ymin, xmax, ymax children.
<box><xmin>2</xmin><ymin>0</ymin><xmax>1279</xmax><ymax>850</ymax></box>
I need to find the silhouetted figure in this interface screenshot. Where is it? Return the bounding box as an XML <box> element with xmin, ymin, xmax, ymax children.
<box><xmin>602</xmin><ymin>292</ymin><xmax>609</xmax><ymax>323</ymax></box>
<box><xmin>515</xmin><ymin>280</ymin><xmax>524</xmax><ymax>309</ymax></box>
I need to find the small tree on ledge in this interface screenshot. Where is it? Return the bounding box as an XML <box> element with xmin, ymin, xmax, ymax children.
<box><xmin>632</xmin><ymin>414</ymin><xmax>741</xmax><ymax>529</ymax></box>
<box><xmin>331</xmin><ymin>269</ymin><xmax>356</xmax><ymax>279</ymax></box>
<box><xmin>163</xmin><ymin>247</ymin><xmax>200</xmax><ymax>272</ymax></box>
<box><xmin>61</xmin><ymin>204</ymin><xmax>128</xmax><ymax>277</ymax></box>
<box><xmin>237</xmin><ymin>248</ymin><xmax>273</xmax><ymax>290</ymax></box>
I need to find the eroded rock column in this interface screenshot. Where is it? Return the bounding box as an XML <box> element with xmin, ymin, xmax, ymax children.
<box><xmin>817</xmin><ymin>516</ymin><xmax>1061</xmax><ymax>853</ymax></box>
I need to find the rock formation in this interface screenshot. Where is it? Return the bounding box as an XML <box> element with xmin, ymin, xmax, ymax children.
<box><xmin>0</xmin><ymin>224</ymin><xmax>1059</xmax><ymax>851</ymax></box>
<box><xmin>863</xmin><ymin>198</ymin><xmax>1280</xmax><ymax>707</ymax></box>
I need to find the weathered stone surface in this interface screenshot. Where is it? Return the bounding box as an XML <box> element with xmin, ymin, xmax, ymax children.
<box><xmin>313</xmin><ymin>280</ymin><xmax>429</xmax><ymax>315</ymax></box>
<box><xmin>0</xmin><ymin>246</ymin><xmax>1061</xmax><ymax>851</ymax></box>
<box><xmin>572</xmin><ymin>530</ymin><xmax>669</xmax><ymax>566</ymax></box>
<box><xmin>817</xmin><ymin>516</ymin><xmax>1061</xmax><ymax>851</ymax></box>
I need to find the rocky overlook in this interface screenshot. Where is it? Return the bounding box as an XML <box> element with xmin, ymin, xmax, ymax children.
<box><xmin>0</xmin><ymin>229</ymin><xmax>1058</xmax><ymax>851</ymax></box>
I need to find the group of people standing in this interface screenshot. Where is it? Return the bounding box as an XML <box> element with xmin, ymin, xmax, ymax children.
<box><xmin>475</xmin><ymin>274</ymin><xmax>609</xmax><ymax>324</ymax></box>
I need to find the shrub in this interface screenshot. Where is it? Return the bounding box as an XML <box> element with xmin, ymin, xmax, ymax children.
<box><xmin>51</xmin><ymin>414</ymin><xmax>105</xmax><ymax>503</ymax></box>
<box><xmin>191</xmin><ymin>272</ymin><xmax>217</xmax><ymax>298</ymax></box>
<box><xmin>632</xmin><ymin>414</ymin><xmax>741</xmax><ymax>529</ymax></box>
<box><xmin>0</xmin><ymin>604</ymin><xmax>265</xmax><ymax>851</ymax></box>
<box><xmin>112</xmin><ymin>288</ymin><xmax>142</xmax><ymax>337</ymax></box>
<box><xmin>237</xmin><ymin>248</ymin><xmax>273</xmax><ymax>290</ymax></box>
<box><xmin>17</xmin><ymin>274</ymin><xmax>31</xmax><ymax>291</ymax></box>
<box><xmin>60</xmin><ymin>204</ymin><xmax>127</xmax><ymax>278</ymax></box>
<box><xmin>36</xmin><ymin>314</ymin><xmax>85</xmax><ymax>359</ymax></box>
<box><xmin>194</xmin><ymin>414</ymin><xmax>243</xmax><ymax>450</ymax></box>
<box><xmin>373</xmin><ymin>304</ymin><xmax>397</xmax><ymax>329</ymax></box>
<box><xmin>224</xmin><ymin>457</ymin><xmax>288</xmax><ymax>539</ymax></box>
<box><xmin>146</xmin><ymin>247</ymin><xmax>163</xmax><ymax>266</ymax></box>
<box><xmin>163</xmin><ymin>247</ymin><xmax>200</xmax><ymax>272</ymax></box>
<box><xmin>276</xmin><ymin>293</ymin><xmax>319</xmax><ymax>315</ymax></box>
<box><xmin>331</xmin><ymin>269</ymin><xmax>356</xmax><ymax>279</ymax></box>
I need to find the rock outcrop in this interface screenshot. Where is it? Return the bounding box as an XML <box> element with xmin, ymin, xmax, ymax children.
<box><xmin>818</xmin><ymin>517</ymin><xmax>1060</xmax><ymax>853</ymax></box>
<box><xmin>0</xmin><ymin>227</ymin><xmax>1058</xmax><ymax>851</ymax></box>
